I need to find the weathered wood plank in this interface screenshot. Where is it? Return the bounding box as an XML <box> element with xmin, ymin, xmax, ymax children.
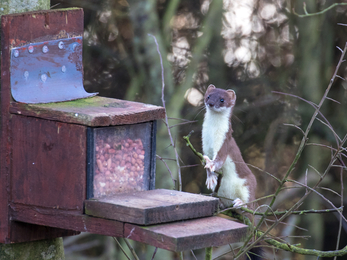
<box><xmin>10</xmin><ymin>204</ymin><xmax>124</xmax><ymax>237</ymax></box>
<box><xmin>85</xmin><ymin>189</ymin><xmax>219</xmax><ymax>225</ymax></box>
<box><xmin>124</xmin><ymin>215</ymin><xmax>248</xmax><ymax>252</ymax></box>
<box><xmin>10</xmin><ymin>222</ymin><xmax>79</xmax><ymax>244</ymax></box>
<box><xmin>2</xmin><ymin>8</ymin><xmax>84</xmax><ymax>48</ymax></box>
<box><xmin>11</xmin><ymin>115</ymin><xmax>86</xmax><ymax>210</ymax></box>
<box><xmin>10</xmin><ymin>96</ymin><xmax>165</xmax><ymax>126</ymax></box>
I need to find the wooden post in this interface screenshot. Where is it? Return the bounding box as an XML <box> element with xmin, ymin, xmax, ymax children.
<box><xmin>0</xmin><ymin>1</ymin><xmax>65</xmax><ymax>259</ymax></box>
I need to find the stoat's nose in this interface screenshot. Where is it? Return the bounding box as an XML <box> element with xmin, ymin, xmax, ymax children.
<box><xmin>208</xmin><ymin>102</ymin><xmax>214</xmax><ymax>107</ymax></box>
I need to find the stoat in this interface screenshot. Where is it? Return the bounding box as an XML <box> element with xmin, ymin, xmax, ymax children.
<box><xmin>202</xmin><ymin>84</ymin><xmax>257</xmax><ymax>209</ymax></box>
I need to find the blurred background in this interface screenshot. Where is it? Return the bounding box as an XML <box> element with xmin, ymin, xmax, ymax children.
<box><xmin>50</xmin><ymin>0</ymin><xmax>347</xmax><ymax>259</ymax></box>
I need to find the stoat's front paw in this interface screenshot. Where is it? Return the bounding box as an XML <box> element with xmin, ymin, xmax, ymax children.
<box><xmin>205</xmin><ymin>174</ymin><xmax>218</xmax><ymax>191</ymax></box>
<box><xmin>203</xmin><ymin>155</ymin><xmax>216</xmax><ymax>172</ymax></box>
<box><xmin>233</xmin><ymin>198</ymin><xmax>246</xmax><ymax>209</ymax></box>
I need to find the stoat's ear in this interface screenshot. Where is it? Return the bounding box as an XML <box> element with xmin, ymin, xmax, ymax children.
<box><xmin>227</xmin><ymin>89</ymin><xmax>236</xmax><ymax>106</ymax></box>
<box><xmin>206</xmin><ymin>84</ymin><xmax>216</xmax><ymax>93</ymax></box>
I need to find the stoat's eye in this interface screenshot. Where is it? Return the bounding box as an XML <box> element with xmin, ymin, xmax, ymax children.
<box><xmin>220</xmin><ymin>98</ymin><xmax>224</xmax><ymax>102</ymax></box>
<box><xmin>207</xmin><ymin>95</ymin><xmax>210</xmax><ymax>99</ymax></box>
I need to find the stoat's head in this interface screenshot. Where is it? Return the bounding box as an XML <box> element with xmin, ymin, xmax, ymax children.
<box><xmin>204</xmin><ymin>84</ymin><xmax>236</xmax><ymax>113</ymax></box>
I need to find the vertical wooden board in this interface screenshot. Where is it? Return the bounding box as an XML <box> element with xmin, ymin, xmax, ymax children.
<box><xmin>0</xmin><ymin>8</ymin><xmax>12</xmax><ymax>244</ymax></box>
<box><xmin>2</xmin><ymin>8</ymin><xmax>84</xmax><ymax>48</ymax></box>
<box><xmin>124</xmin><ymin>216</ymin><xmax>248</xmax><ymax>252</ymax></box>
<box><xmin>11</xmin><ymin>115</ymin><xmax>86</xmax><ymax>211</ymax></box>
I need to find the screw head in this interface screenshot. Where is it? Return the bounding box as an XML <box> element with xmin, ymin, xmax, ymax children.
<box><xmin>42</xmin><ymin>45</ymin><xmax>49</xmax><ymax>53</ymax></box>
<box><xmin>28</xmin><ymin>45</ymin><xmax>34</xmax><ymax>53</ymax></box>
<box><xmin>41</xmin><ymin>73</ymin><xmax>48</xmax><ymax>83</ymax></box>
<box><xmin>13</xmin><ymin>50</ymin><xmax>19</xmax><ymax>57</ymax></box>
<box><xmin>58</xmin><ymin>41</ymin><xmax>64</xmax><ymax>49</ymax></box>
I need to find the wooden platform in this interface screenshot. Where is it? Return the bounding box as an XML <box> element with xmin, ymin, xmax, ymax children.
<box><xmin>11</xmin><ymin>202</ymin><xmax>248</xmax><ymax>251</ymax></box>
<box><xmin>125</xmin><ymin>215</ymin><xmax>248</xmax><ymax>252</ymax></box>
<box><xmin>85</xmin><ymin>189</ymin><xmax>219</xmax><ymax>225</ymax></box>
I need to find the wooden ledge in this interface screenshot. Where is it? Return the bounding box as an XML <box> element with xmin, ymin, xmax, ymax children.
<box><xmin>11</xmin><ymin>203</ymin><xmax>248</xmax><ymax>251</ymax></box>
<box><xmin>125</xmin><ymin>215</ymin><xmax>248</xmax><ymax>252</ymax></box>
<box><xmin>85</xmin><ymin>189</ymin><xmax>219</xmax><ymax>225</ymax></box>
<box><xmin>10</xmin><ymin>96</ymin><xmax>165</xmax><ymax>126</ymax></box>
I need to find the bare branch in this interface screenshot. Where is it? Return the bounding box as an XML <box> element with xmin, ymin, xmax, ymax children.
<box><xmin>224</xmin><ymin>210</ymin><xmax>347</xmax><ymax>258</ymax></box>
<box><xmin>151</xmin><ymin>248</ymin><xmax>158</xmax><ymax>260</ymax></box>
<box><xmin>149</xmin><ymin>34</ymin><xmax>182</xmax><ymax>191</ymax></box>
<box><xmin>337</xmin><ymin>46</ymin><xmax>344</xmax><ymax>53</ymax></box>
<box><xmin>292</xmin><ymin>3</ymin><xmax>347</xmax><ymax>17</ymax></box>
<box><xmin>156</xmin><ymin>154</ymin><xmax>177</xmax><ymax>186</ymax></box>
<box><xmin>283</xmin><ymin>123</ymin><xmax>305</xmax><ymax>136</ymax></box>
<box><xmin>113</xmin><ymin>237</ymin><xmax>131</xmax><ymax>260</ymax></box>
<box><xmin>325</xmin><ymin>96</ymin><xmax>341</xmax><ymax>104</ymax></box>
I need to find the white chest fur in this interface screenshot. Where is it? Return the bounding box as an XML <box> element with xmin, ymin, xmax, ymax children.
<box><xmin>202</xmin><ymin>106</ymin><xmax>231</xmax><ymax>159</ymax></box>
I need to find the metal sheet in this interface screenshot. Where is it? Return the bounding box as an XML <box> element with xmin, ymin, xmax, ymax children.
<box><xmin>10</xmin><ymin>37</ymin><xmax>97</xmax><ymax>104</ymax></box>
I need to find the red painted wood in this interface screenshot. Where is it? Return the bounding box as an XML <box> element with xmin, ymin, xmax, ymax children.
<box><xmin>3</xmin><ymin>8</ymin><xmax>83</xmax><ymax>48</ymax></box>
<box><xmin>10</xmin><ymin>204</ymin><xmax>123</xmax><ymax>237</ymax></box>
<box><xmin>11</xmin><ymin>203</ymin><xmax>248</xmax><ymax>252</ymax></box>
<box><xmin>85</xmin><ymin>189</ymin><xmax>219</xmax><ymax>225</ymax></box>
<box><xmin>10</xmin><ymin>222</ymin><xmax>79</xmax><ymax>244</ymax></box>
<box><xmin>1</xmin><ymin>8</ymin><xmax>85</xmax><ymax>243</ymax></box>
<box><xmin>0</xmin><ymin>8</ymin><xmax>12</xmax><ymax>244</ymax></box>
<box><xmin>10</xmin><ymin>96</ymin><xmax>165</xmax><ymax>126</ymax></box>
<box><xmin>124</xmin><ymin>216</ymin><xmax>248</xmax><ymax>252</ymax></box>
<box><xmin>11</xmin><ymin>115</ymin><xmax>86</xmax><ymax>210</ymax></box>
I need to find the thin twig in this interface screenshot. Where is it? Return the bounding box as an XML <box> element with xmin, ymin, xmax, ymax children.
<box><xmin>292</xmin><ymin>2</ymin><xmax>347</xmax><ymax>18</ymax></box>
<box><xmin>113</xmin><ymin>237</ymin><xmax>131</xmax><ymax>260</ymax></box>
<box><xmin>151</xmin><ymin>247</ymin><xmax>158</xmax><ymax>260</ymax></box>
<box><xmin>224</xmin><ymin>210</ymin><xmax>347</xmax><ymax>258</ymax></box>
<box><xmin>190</xmin><ymin>250</ymin><xmax>198</xmax><ymax>260</ymax></box>
<box><xmin>283</xmin><ymin>123</ymin><xmax>305</xmax><ymax>135</ymax></box>
<box><xmin>149</xmin><ymin>33</ymin><xmax>183</xmax><ymax>191</ymax></box>
<box><xmin>334</xmin><ymin>161</ymin><xmax>344</xmax><ymax>260</ymax></box>
<box><xmin>156</xmin><ymin>154</ymin><xmax>177</xmax><ymax>186</ymax></box>
<box><xmin>123</xmin><ymin>238</ymin><xmax>140</xmax><ymax>260</ymax></box>
<box><xmin>236</xmin><ymin>205</ymin><xmax>343</xmax><ymax>217</ymax></box>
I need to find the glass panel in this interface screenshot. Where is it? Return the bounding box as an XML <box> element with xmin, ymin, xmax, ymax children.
<box><xmin>90</xmin><ymin>122</ymin><xmax>152</xmax><ymax>198</ymax></box>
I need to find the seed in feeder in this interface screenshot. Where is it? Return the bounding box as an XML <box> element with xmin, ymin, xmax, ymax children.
<box><xmin>97</xmin><ymin>159</ymin><xmax>104</xmax><ymax>172</ymax></box>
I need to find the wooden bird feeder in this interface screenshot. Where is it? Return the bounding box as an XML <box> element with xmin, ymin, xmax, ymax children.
<box><xmin>0</xmin><ymin>8</ymin><xmax>248</xmax><ymax>250</ymax></box>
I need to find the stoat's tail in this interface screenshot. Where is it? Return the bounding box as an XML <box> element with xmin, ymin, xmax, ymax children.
<box><xmin>246</xmin><ymin>247</ymin><xmax>264</xmax><ymax>260</ymax></box>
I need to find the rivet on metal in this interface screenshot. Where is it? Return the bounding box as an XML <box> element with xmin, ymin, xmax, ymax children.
<box><xmin>41</xmin><ymin>73</ymin><xmax>48</xmax><ymax>83</ymax></box>
<box><xmin>14</xmin><ymin>50</ymin><xmax>19</xmax><ymax>57</ymax></box>
<box><xmin>58</xmin><ymin>41</ymin><xmax>64</xmax><ymax>49</ymax></box>
<box><xmin>28</xmin><ymin>45</ymin><xmax>34</xmax><ymax>53</ymax></box>
<box><xmin>24</xmin><ymin>71</ymin><xmax>29</xmax><ymax>80</ymax></box>
<box><xmin>61</xmin><ymin>65</ymin><xmax>67</xmax><ymax>73</ymax></box>
<box><xmin>42</xmin><ymin>45</ymin><xmax>49</xmax><ymax>53</ymax></box>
